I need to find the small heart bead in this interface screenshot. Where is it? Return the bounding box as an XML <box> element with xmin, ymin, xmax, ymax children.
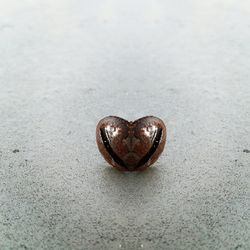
<box><xmin>96</xmin><ymin>116</ymin><xmax>167</xmax><ymax>171</ymax></box>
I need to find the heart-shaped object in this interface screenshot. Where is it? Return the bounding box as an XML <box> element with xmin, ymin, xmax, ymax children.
<box><xmin>96</xmin><ymin>116</ymin><xmax>167</xmax><ymax>171</ymax></box>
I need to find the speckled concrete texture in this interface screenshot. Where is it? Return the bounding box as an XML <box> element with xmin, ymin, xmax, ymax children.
<box><xmin>0</xmin><ymin>0</ymin><xmax>250</xmax><ymax>249</ymax></box>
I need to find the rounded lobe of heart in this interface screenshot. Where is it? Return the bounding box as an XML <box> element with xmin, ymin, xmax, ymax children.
<box><xmin>133</xmin><ymin>116</ymin><xmax>167</xmax><ymax>170</ymax></box>
<box><xmin>96</xmin><ymin>116</ymin><xmax>129</xmax><ymax>170</ymax></box>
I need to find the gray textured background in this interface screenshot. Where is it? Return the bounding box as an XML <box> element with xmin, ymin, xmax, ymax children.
<box><xmin>0</xmin><ymin>0</ymin><xmax>250</xmax><ymax>249</ymax></box>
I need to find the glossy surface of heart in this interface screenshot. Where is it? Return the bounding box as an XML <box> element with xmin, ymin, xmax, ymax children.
<box><xmin>96</xmin><ymin>116</ymin><xmax>167</xmax><ymax>171</ymax></box>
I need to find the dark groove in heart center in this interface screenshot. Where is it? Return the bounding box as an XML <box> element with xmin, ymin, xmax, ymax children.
<box><xmin>100</xmin><ymin>128</ymin><xmax>128</xmax><ymax>169</ymax></box>
<box><xmin>136</xmin><ymin>128</ymin><xmax>162</xmax><ymax>169</ymax></box>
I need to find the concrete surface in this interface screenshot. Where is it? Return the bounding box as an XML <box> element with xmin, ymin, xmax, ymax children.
<box><xmin>0</xmin><ymin>0</ymin><xmax>250</xmax><ymax>249</ymax></box>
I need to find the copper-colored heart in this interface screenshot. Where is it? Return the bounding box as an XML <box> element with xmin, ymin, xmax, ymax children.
<box><xmin>96</xmin><ymin>116</ymin><xmax>167</xmax><ymax>171</ymax></box>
